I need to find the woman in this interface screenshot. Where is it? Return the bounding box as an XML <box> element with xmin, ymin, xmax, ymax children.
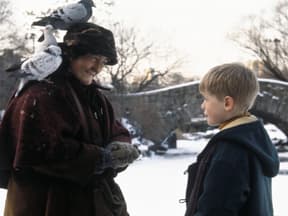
<box><xmin>0</xmin><ymin>22</ymin><xmax>139</xmax><ymax>216</ymax></box>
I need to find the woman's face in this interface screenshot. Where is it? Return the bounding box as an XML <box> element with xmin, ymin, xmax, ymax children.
<box><xmin>70</xmin><ymin>55</ymin><xmax>108</xmax><ymax>85</ymax></box>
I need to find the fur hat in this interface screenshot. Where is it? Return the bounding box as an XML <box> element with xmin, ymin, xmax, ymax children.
<box><xmin>63</xmin><ymin>22</ymin><xmax>117</xmax><ymax>65</ymax></box>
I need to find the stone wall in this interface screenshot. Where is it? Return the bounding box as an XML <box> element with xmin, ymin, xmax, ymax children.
<box><xmin>108</xmin><ymin>81</ymin><xmax>205</xmax><ymax>143</ymax></box>
<box><xmin>251</xmin><ymin>79</ymin><xmax>288</xmax><ymax>138</ymax></box>
<box><xmin>0</xmin><ymin>50</ymin><xmax>21</xmax><ymax>109</ymax></box>
<box><xmin>108</xmin><ymin>79</ymin><xmax>288</xmax><ymax>144</ymax></box>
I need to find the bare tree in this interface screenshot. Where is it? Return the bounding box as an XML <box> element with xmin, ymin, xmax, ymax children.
<box><xmin>133</xmin><ymin>59</ymin><xmax>185</xmax><ymax>92</ymax></box>
<box><xmin>0</xmin><ymin>0</ymin><xmax>29</xmax><ymax>55</ymax></box>
<box><xmin>0</xmin><ymin>1</ymin><xmax>26</xmax><ymax>108</ymax></box>
<box><xmin>160</xmin><ymin>71</ymin><xmax>198</xmax><ymax>87</ymax></box>
<box><xmin>232</xmin><ymin>0</ymin><xmax>288</xmax><ymax>81</ymax></box>
<box><xmin>0</xmin><ymin>0</ymin><xmax>13</xmax><ymax>49</ymax></box>
<box><xmin>100</xmin><ymin>22</ymin><xmax>153</xmax><ymax>92</ymax></box>
<box><xmin>0</xmin><ymin>0</ymin><xmax>11</xmax><ymax>24</ymax></box>
<box><xmin>0</xmin><ymin>0</ymin><xmax>32</xmax><ymax>54</ymax></box>
<box><xmin>96</xmin><ymin>22</ymin><xmax>185</xmax><ymax>93</ymax></box>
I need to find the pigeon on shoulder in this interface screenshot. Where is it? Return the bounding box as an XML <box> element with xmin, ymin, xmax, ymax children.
<box><xmin>36</xmin><ymin>24</ymin><xmax>57</xmax><ymax>52</ymax></box>
<box><xmin>19</xmin><ymin>45</ymin><xmax>62</xmax><ymax>81</ymax></box>
<box><xmin>6</xmin><ymin>25</ymin><xmax>62</xmax><ymax>96</ymax></box>
<box><xmin>7</xmin><ymin>45</ymin><xmax>62</xmax><ymax>96</ymax></box>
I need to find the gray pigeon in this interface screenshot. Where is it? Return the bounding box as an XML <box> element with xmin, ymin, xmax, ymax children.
<box><xmin>11</xmin><ymin>45</ymin><xmax>62</xmax><ymax>96</ymax></box>
<box><xmin>20</xmin><ymin>45</ymin><xmax>62</xmax><ymax>80</ymax></box>
<box><xmin>14</xmin><ymin>45</ymin><xmax>62</xmax><ymax>97</ymax></box>
<box><xmin>6</xmin><ymin>39</ymin><xmax>62</xmax><ymax>97</ymax></box>
<box><xmin>32</xmin><ymin>0</ymin><xmax>95</xmax><ymax>30</ymax></box>
<box><xmin>6</xmin><ymin>24</ymin><xmax>60</xmax><ymax>75</ymax></box>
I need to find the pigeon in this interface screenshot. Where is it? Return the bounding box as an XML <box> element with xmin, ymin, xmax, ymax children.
<box><xmin>6</xmin><ymin>45</ymin><xmax>62</xmax><ymax>96</ymax></box>
<box><xmin>32</xmin><ymin>0</ymin><xmax>95</xmax><ymax>31</ymax></box>
<box><xmin>36</xmin><ymin>24</ymin><xmax>58</xmax><ymax>52</ymax></box>
<box><xmin>20</xmin><ymin>45</ymin><xmax>62</xmax><ymax>80</ymax></box>
<box><xmin>6</xmin><ymin>45</ymin><xmax>62</xmax><ymax>97</ymax></box>
<box><xmin>6</xmin><ymin>24</ymin><xmax>60</xmax><ymax>76</ymax></box>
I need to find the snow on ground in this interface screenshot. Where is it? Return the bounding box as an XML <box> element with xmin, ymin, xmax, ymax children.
<box><xmin>0</xmin><ymin>138</ymin><xmax>287</xmax><ymax>215</ymax></box>
<box><xmin>0</xmin><ymin>189</ymin><xmax>5</xmax><ymax>216</ymax></box>
<box><xmin>116</xmin><ymin>139</ymin><xmax>207</xmax><ymax>216</ymax></box>
<box><xmin>265</xmin><ymin>123</ymin><xmax>287</xmax><ymax>144</ymax></box>
<box><xmin>116</xmin><ymin>139</ymin><xmax>288</xmax><ymax>216</ymax></box>
<box><xmin>117</xmin><ymin>157</ymin><xmax>189</xmax><ymax>215</ymax></box>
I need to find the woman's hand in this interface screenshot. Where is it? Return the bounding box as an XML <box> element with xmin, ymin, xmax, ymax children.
<box><xmin>106</xmin><ymin>141</ymin><xmax>140</xmax><ymax>168</ymax></box>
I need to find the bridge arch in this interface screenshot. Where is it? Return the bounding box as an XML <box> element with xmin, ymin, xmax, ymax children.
<box><xmin>110</xmin><ymin>79</ymin><xmax>288</xmax><ymax>143</ymax></box>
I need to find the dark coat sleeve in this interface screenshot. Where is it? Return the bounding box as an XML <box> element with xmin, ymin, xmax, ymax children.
<box><xmin>104</xmin><ymin>95</ymin><xmax>131</xmax><ymax>144</ymax></box>
<box><xmin>194</xmin><ymin>143</ymin><xmax>251</xmax><ymax>216</ymax></box>
<box><xmin>9</xmin><ymin>83</ymin><xmax>106</xmax><ymax>186</ymax></box>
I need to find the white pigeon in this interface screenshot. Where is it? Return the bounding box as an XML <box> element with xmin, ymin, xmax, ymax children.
<box><xmin>12</xmin><ymin>45</ymin><xmax>62</xmax><ymax>96</ymax></box>
<box><xmin>6</xmin><ymin>23</ymin><xmax>61</xmax><ymax>78</ymax></box>
<box><xmin>32</xmin><ymin>0</ymin><xmax>95</xmax><ymax>30</ymax></box>
<box><xmin>6</xmin><ymin>26</ymin><xmax>62</xmax><ymax>96</ymax></box>
<box><xmin>20</xmin><ymin>45</ymin><xmax>62</xmax><ymax>81</ymax></box>
<box><xmin>36</xmin><ymin>24</ymin><xmax>58</xmax><ymax>52</ymax></box>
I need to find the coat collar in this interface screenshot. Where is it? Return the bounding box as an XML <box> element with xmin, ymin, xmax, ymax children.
<box><xmin>220</xmin><ymin>114</ymin><xmax>258</xmax><ymax>131</ymax></box>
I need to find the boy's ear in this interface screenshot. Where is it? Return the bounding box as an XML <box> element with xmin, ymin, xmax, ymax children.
<box><xmin>224</xmin><ymin>96</ymin><xmax>234</xmax><ymax>111</ymax></box>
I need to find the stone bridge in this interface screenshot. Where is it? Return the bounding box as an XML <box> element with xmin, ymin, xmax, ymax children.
<box><xmin>109</xmin><ymin>79</ymin><xmax>288</xmax><ymax>144</ymax></box>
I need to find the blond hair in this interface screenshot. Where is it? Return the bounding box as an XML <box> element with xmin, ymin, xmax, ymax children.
<box><xmin>199</xmin><ymin>63</ymin><xmax>259</xmax><ymax>112</ymax></box>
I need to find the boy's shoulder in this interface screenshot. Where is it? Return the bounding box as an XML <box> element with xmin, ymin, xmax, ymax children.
<box><xmin>214</xmin><ymin>116</ymin><xmax>264</xmax><ymax>143</ymax></box>
<box><xmin>211</xmin><ymin>135</ymin><xmax>250</xmax><ymax>161</ymax></box>
<box><xmin>210</xmin><ymin>120</ymin><xmax>264</xmax><ymax>159</ymax></box>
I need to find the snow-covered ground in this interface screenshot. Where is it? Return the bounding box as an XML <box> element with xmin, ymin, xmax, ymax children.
<box><xmin>117</xmin><ymin>139</ymin><xmax>288</xmax><ymax>216</ymax></box>
<box><xmin>0</xmin><ymin>189</ymin><xmax>5</xmax><ymax>216</ymax></box>
<box><xmin>0</xmin><ymin>127</ymin><xmax>287</xmax><ymax>215</ymax></box>
<box><xmin>117</xmin><ymin>139</ymin><xmax>206</xmax><ymax>216</ymax></box>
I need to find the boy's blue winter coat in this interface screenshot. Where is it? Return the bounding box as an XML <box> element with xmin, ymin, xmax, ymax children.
<box><xmin>185</xmin><ymin>120</ymin><xmax>279</xmax><ymax>216</ymax></box>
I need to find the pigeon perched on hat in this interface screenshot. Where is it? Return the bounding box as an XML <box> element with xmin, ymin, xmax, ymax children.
<box><xmin>32</xmin><ymin>0</ymin><xmax>95</xmax><ymax>29</ymax></box>
<box><xmin>32</xmin><ymin>0</ymin><xmax>95</xmax><ymax>41</ymax></box>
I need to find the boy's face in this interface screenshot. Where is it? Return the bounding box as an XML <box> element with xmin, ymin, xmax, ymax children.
<box><xmin>200</xmin><ymin>91</ymin><xmax>231</xmax><ymax>126</ymax></box>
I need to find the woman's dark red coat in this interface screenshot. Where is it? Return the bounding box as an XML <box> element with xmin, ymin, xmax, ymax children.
<box><xmin>0</xmin><ymin>73</ymin><xmax>131</xmax><ymax>216</ymax></box>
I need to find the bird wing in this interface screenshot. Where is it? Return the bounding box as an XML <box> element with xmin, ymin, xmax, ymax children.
<box><xmin>13</xmin><ymin>46</ymin><xmax>62</xmax><ymax>97</ymax></box>
<box><xmin>21</xmin><ymin>46</ymin><xmax>62</xmax><ymax>80</ymax></box>
<box><xmin>32</xmin><ymin>16</ymin><xmax>65</xmax><ymax>29</ymax></box>
<box><xmin>5</xmin><ymin>60</ymin><xmax>26</xmax><ymax>72</ymax></box>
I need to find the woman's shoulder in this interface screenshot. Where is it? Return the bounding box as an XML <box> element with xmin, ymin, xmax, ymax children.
<box><xmin>20</xmin><ymin>79</ymin><xmax>66</xmax><ymax>98</ymax></box>
<box><xmin>9</xmin><ymin>80</ymin><xmax>69</xmax><ymax>109</ymax></box>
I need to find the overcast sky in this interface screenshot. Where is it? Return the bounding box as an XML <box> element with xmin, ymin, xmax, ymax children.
<box><xmin>11</xmin><ymin>0</ymin><xmax>278</xmax><ymax>77</ymax></box>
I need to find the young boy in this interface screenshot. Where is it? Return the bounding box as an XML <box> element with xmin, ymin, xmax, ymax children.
<box><xmin>184</xmin><ymin>63</ymin><xmax>279</xmax><ymax>216</ymax></box>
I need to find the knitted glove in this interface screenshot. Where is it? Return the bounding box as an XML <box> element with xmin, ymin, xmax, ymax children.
<box><xmin>106</xmin><ymin>141</ymin><xmax>140</xmax><ymax>168</ymax></box>
<box><xmin>94</xmin><ymin>148</ymin><xmax>114</xmax><ymax>174</ymax></box>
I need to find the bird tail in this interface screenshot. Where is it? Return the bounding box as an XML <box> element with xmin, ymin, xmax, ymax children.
<box><xmin>6</xmin><ymin>59</ymin><xmax>27</xmax><ymax>72</ymax></box>
<box><xmin>32</xmin><ymin>17</ymin><xmax>50</xmax><ymax>27</ymax></box>
<box><xmin>8</xmin><ymin>72</ymin><xmax>29</xmax><ymax>79</ymax></box>
<box><xmin>32</xmin><ymin>16</ymin><xmax>63</xmax><ymax>27</ymax></box>
<box><xmin>6</xmin><ymin>63</ymin><xmax>21</xmax><ymax>72</ymax></box>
